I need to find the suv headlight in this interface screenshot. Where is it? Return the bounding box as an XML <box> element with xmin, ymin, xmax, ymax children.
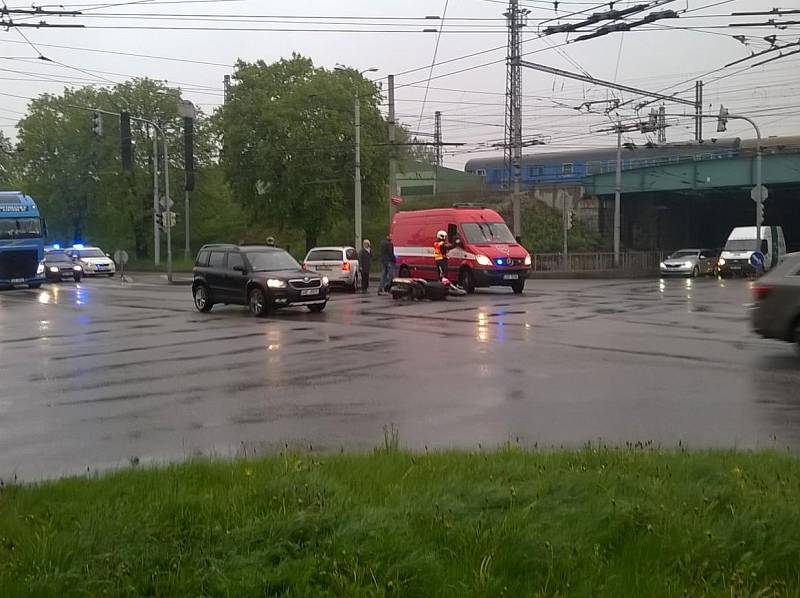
<box><xmin>659</xmin><ymin>261</ymin><xmax>666</xmax><ymax>269</ymax></box>
<box><xmin>718</xmin><ymin>258</ymin><xmax>726</xmax><ymax>266</ymax></box>
<box><xmin>524</xmin><ymin>254</ymin><xmax>532</xmax><ymax>266</ymax></box>
<box><xmin>476</xmin><ymin>255</ymin><xmax>492</xmax><ymax>266</ymax></box>
<box><xmin>267</xmin><ymin>279</ymin><xmax>286</xmax><ymax>289</ymax></box>
<box><xmin>322</xmin><ymin>276</ymin><xmax>329</xmax><ymax>286</ymax></box>
<box><xmin>37</xmin><ymin>262</ymin><xmax>45</xmax><ymax>275</ymax></box>
<box><xmin>49</xmin><ymin>266</ymin><xmax>59</xmax><ymax>273</ymax></box>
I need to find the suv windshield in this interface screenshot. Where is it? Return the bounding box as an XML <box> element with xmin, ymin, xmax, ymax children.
<box><xmin>246</xmin><ymin>250</ymin><xmax>301</xmax><ymax>272</ymax></box>
<box><xmin>46</xmin><ymin>253</ymin><xmax>72</xmax><ymax>263</ymax></box>
<box><xmin>0</xmin><ymin>217</ymin><xmax>42</xmax><ymax>239</ymax></box>
<box><xmin>669</xmin><ymin>250</ymin><xmax>698</xmax><ymax>259</ymax></box>
<box><xmin>724</xmin><ymin>240</ymin><xmax>756</xmax><ymax>252</ymax></box>
<box><xmin>461</xmin><ymin>222</ymin><xmax>516</xmax><ymax>245</ymax></box>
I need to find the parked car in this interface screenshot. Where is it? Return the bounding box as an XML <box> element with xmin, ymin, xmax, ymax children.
<box><xmin>43</xmin><ymin>250</ymin><xmax>82</xmax><ymax>283</ymax></box>
<box><xmin>66</xmin><ymin>245</ymin><xmax>116</xmax><ymax>277</ymax></box>
<box><xmin>719</xmin><ymin>226</ymin><xmax>786</xmax><ymax>277</ymax></box>
<box><xmin>659</xmin><ymin>248</ymin><xmax>718</xmax><ymax>277</ymax></box>
<box><xmin>302</xmin><ymin>246</ymin><xmax>360</xmax><ymax>291</ymax></box>
<box><xmin>751</xmin><ymin>252</ymin><xmax>800</xmax><ymax>353</ymax></box>
<box><xmin>192</xmin><ymin>244</ymin><xmax>330</xmax><ymax>317</ymax></box>
<box><xmin>390</xmin><ymin>206</ymin><xmax>531</xmax><ymax>294</ymax></box>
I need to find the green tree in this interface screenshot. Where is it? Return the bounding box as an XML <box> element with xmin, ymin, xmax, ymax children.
<box><xmin>0</xmin><ymin>132</ymin><xmax>17</xmax><ymax>188</ymax></box>
<box><xmin>15</xmin><ymin>79</ymin><xmax>220</xmax><ymax>258</ymax></box>
<box><xmin>221</xmin><ymin>54</ymin><xmax>388</xmax><ymax>250</ymax></box>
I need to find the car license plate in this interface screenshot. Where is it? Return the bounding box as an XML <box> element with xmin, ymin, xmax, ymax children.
<box><xmin>504</xmin><ymin>274</ymin><xmax>519</xmax><ymax>280</ymax></box>
<box><xmin>731</xmin><ymin>265</ymin><xmax>741</xmax><ymax>270</ymax></box>
<box><xmin>11</xmin><ymin>278</ymin><xmax>24</xmax><ymax>284</ymax></box>
<box><xmin>300</xmin><ymin>289</ymin><xmax>319</xmax><ymax>296</ymax></box>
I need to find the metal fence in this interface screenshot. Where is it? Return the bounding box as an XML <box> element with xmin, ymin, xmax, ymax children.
<box><xmin>531</xmin><ymin>251</ymin><xmax>664</xmax><ymax>273</ymax></box>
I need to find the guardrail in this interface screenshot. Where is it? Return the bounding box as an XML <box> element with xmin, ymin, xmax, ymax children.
<box><xmin>531</xmin><ymin>251</ymin><xmax>664</xmax><ymax>272</ymax></box>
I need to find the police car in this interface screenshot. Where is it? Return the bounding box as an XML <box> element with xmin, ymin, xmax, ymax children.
<box><xmin>66</xmin><ymin>244</ymin><xmax>116</xmax><ymax>277</ymax></box>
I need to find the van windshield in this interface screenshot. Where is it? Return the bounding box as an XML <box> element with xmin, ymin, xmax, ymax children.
<box><xmin>462</xmin><ymin>222</ymin><xmax>516</xmax><ymax>245</ymax></box>
<box><xmin>724</xmin><ymin>240</ymin><xmax>757</xmax><ymax>251</ymax></box>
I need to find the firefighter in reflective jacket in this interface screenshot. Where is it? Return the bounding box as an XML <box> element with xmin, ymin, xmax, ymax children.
<box><xmin>434</xmin><ymin>230</ymin><xmax>450</xmax><ymax>280</ymax></box>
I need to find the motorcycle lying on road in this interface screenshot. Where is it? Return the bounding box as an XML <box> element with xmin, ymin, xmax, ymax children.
<box><xmin>389</xmin><ymin>277</ymin><xmax>467</xmax><ymax>301</ymax></box>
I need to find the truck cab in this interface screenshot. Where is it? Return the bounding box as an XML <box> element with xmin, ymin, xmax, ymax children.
<box><xmin>0</xmin><ymin>191</ymin><xmax>47</xmax><ymax>289</ymax></box>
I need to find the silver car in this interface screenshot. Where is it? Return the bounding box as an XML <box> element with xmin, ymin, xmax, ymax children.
<box><xmin>302</xmin><ymin>246</ymin><xmax>360</xmax><ymax>291</ymax></box>
<box><xmin>659</xmin><ymin>248</ymin><xmax>718</xmax><ymax>277</ymax></box>
<box><xmin>752</xmin><ymin>252</ymin><xmax>800</xmax><ymax>352</ymax></box>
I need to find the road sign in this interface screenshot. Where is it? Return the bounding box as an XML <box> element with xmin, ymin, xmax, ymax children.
<box><xmin>164</xmin><ymin>211</ymin><xmax>177</xmax><ymax>227</ymax></box>
<box><xmin>113</xmin><ymin>250</ymin><xmax>129</xmax><ymax>265</ymax></box>
<box><xmin>159</xmin><ymin>196</ymin><xmax>174</xmax><ymax>211</ymax></box>
<box><xmin>751</xmin><ymin>184</ymin><xmax>768</xmax><ymax>203</ymax></box>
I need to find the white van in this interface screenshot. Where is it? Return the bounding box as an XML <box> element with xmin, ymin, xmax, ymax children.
<box><xmin>718</xmin><ymin>226</ymin><xmax>786</xmax><ymax>277</ymax></box>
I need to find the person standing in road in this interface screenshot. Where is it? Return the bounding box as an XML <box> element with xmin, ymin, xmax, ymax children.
<box><xmin>379</xmin><ymin>234</ymin><xmax>396</xmax><ymax>294</ymax></box>
<box><xmin>358</xmin><ymin>239</ymin><xmax>372</xmax><ymax>293</ymax></box>
<box><xmin>434</xmin><ymin>230</ymin><xmax>450</xmax><ymax>280</ymax></box>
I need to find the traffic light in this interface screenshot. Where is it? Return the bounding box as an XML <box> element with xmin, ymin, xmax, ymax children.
<box><xmin>91</xmin><ymin>111</ymin><xmax>103</xmax><ymax>136</ymax></box>
<box><xmin>183</xmin><ymin>116</ymin><xmax>195</xmax><ymax>192</ymax></box>
<box><xmin>120</xmin><ymin>111</ymin><xmax>133</xmax><ymax>171</ymax></box>
<box><xmin>567</xmin><ymin>209</ymin><xmax>575</xmax><ymax>230</ymax></box>
<box><xmin>717</xmin><ymin>105</ymin><xmax>729</xmax><ymax>133</ymax></box>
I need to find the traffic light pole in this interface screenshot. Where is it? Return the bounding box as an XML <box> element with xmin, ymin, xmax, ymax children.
<box><xmin>153</xmin><ymin>131</ymin><xmax>160</xmax><ymax>266</ymax></box>
<box><xmin>662</xmin><ymin>111</ymin><xmax>762</xmax><ymax>249</ymax></box>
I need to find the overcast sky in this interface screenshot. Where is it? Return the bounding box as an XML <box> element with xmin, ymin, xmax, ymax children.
<box><xmin>2</xmin><ymin>0</ymin><xmax>799</xmax><ymax>168</ymax></box>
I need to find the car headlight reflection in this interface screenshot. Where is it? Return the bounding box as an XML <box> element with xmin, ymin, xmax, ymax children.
<box><xmin>476</xmin><ymin>255</ymin><xmax>492</xmax><ymax>266</ymax></box>
<box><xmin>49</xmin><ymin>266</ymin><xmax>59</xmax><ymax>273</ymax></box>
<box><xmin>659</xmin><ymin>261</ymin><xmax>666</xmax><ymax>269</ymax></box>
<box><xmin>718</xmin><ymin>258</ymin><xmax>726</xmax><ymax>266</ymax></box>
<box><xmin>322</xmin><ymin>276</ymin><xmax>329</xmax><ymax>286</ymax></box>
<box><xmin>684</xmin><ymin>261</ymin><xmax>693</xmax><ymax>268</ymax></box>
<box><xmin>267</xmin><ymin>279</ymin><xmax>286</xmax><ymax>289</ymax></box>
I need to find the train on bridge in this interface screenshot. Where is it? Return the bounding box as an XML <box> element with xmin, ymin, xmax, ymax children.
<box><xmin>464</xmin><ymin>136</ymin><xmax>800</xmax><ymax>192</ymax></box>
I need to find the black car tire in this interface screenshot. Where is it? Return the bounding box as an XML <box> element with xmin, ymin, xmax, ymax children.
<box><xmin>248</xmin><ymin>287</ymin><xmax>269</xmax><ymax>317</ymax></box>
<box><xmin>511</xmin><ymin>279</ymin><xmax>525</xmax><ymax>294</ymax></box>
<box><xmin>459</xmin><ymin>267</ymin><xmax>475</xmax><ymax>294</ymax></box>
<box><xmin>193</xmin><ymin>284</ymin><xmax>214</xmax><ymax>313</ymax></box>
<box><xmin>28</xmin><ymin>283</ymin><xmax>42</xmax><ymax>289</ymax></box>
<box><xmin>308</xmin><ymin>302</ymin><xmax>327</xmax><ymax>313</ymax></box>
<box><xmin>108</xmin><ymin>273</ymin><xmax>115</xmax><ymax>277</ymax></box>
<box><xmin>692</xmin><ymin>266</ymin><xmax>699</xmax><ymax>278</ymax></box>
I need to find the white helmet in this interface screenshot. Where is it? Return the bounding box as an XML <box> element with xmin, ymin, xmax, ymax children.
<box><xmin>437</xmin><ymin>230</ymin><xmax>447</xmax><ymax>240</ymax></box>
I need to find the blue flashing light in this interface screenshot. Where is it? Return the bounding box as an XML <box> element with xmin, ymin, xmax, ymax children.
<box><xmin>52</xmin><ymin>243</ymin><xmax>61</xmax><ymax>250</ymax></box>
<box><xmin>496</xmin><ymin>258</ymin><xmax>504</xmax><ymax>266</ymax></box>
<box><xmin>72</xmin><ymin>243</ymin><xmax>85</xmax><ymax>250</ymax></box>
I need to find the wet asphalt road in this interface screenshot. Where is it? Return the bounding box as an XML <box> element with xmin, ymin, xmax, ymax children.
<box><xmin>1</xmin><ymin>275</ymin><xmax>799</xmax><ymax>480</ymax></box>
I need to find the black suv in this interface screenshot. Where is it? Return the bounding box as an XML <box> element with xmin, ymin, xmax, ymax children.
<box><xmin>192</xmin><ymin>244</ymin><xmax>330</xmax><ymax>316</ymax></box>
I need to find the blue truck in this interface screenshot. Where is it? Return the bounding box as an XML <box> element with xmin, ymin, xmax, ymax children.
<box><xmin>0</xmin><ymin>191</ymin><xmax>47</xmax><ymax>289</ymax></box>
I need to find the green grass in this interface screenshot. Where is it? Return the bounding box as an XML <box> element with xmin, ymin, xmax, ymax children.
<box><xmin>2</xmin><ymin>446</ymin><xmax>800</xmax><ymax>596</ymax></box>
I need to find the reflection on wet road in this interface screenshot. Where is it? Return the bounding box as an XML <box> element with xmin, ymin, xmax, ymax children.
<box><xmin>1</xmin><ymin>276</ymin><xmax>798</xmax><ymax>479</ymax></box>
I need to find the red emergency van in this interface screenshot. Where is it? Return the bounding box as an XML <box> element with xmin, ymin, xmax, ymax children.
<box><xmin>390</xmin><ymin>206</ymin><xmax>531</xmax><ymax>294</ymax></box>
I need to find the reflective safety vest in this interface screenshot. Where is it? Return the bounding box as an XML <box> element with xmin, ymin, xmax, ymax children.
<box><xmin>433</xmin><ymin>240</ymin><xmax>447</xmax><ymax>261</ymax></box>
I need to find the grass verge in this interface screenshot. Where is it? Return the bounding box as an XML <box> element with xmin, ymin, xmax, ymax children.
<box><xmin>2</xmin><ymin>447</ymin><xmax>800</xmax><ymax>596</ymax></box>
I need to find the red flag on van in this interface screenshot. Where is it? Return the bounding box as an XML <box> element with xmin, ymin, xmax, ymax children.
<box><xmin>391</xmin><ymin>195</ymin><xmax>403</xmax><ymax>206</ymax></box>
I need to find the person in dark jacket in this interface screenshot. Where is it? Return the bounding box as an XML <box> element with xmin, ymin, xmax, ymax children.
<box><xmin>379</xmin><ymin>234</ymin><xmax>396</xmax><ymax>294</ymax></box>
<box><xmin>358</xmin><ymin>239</ymin><xmax>372</xmax><ymax>292</ymax></box>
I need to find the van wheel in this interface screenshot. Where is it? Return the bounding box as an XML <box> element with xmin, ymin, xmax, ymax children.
<box><xmin>459</xmin><ymin>268</ymin><xmax>475</xmax><ymax>294</ymax></box>
<box><xmin>692</xmin><ymin>266</ymin><xmax>699</xmax><ymax>278</ymax></box>
<box><xmin>398</xmin><ymin>266</ymin><xmax>410</xmax><ymax>278</ymax></box>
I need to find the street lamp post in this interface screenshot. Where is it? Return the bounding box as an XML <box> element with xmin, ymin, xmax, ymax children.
<box><xmin>336</xmin><ymin>65</ymin><xmax>377</xmax><ymax>249</ymax></box>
